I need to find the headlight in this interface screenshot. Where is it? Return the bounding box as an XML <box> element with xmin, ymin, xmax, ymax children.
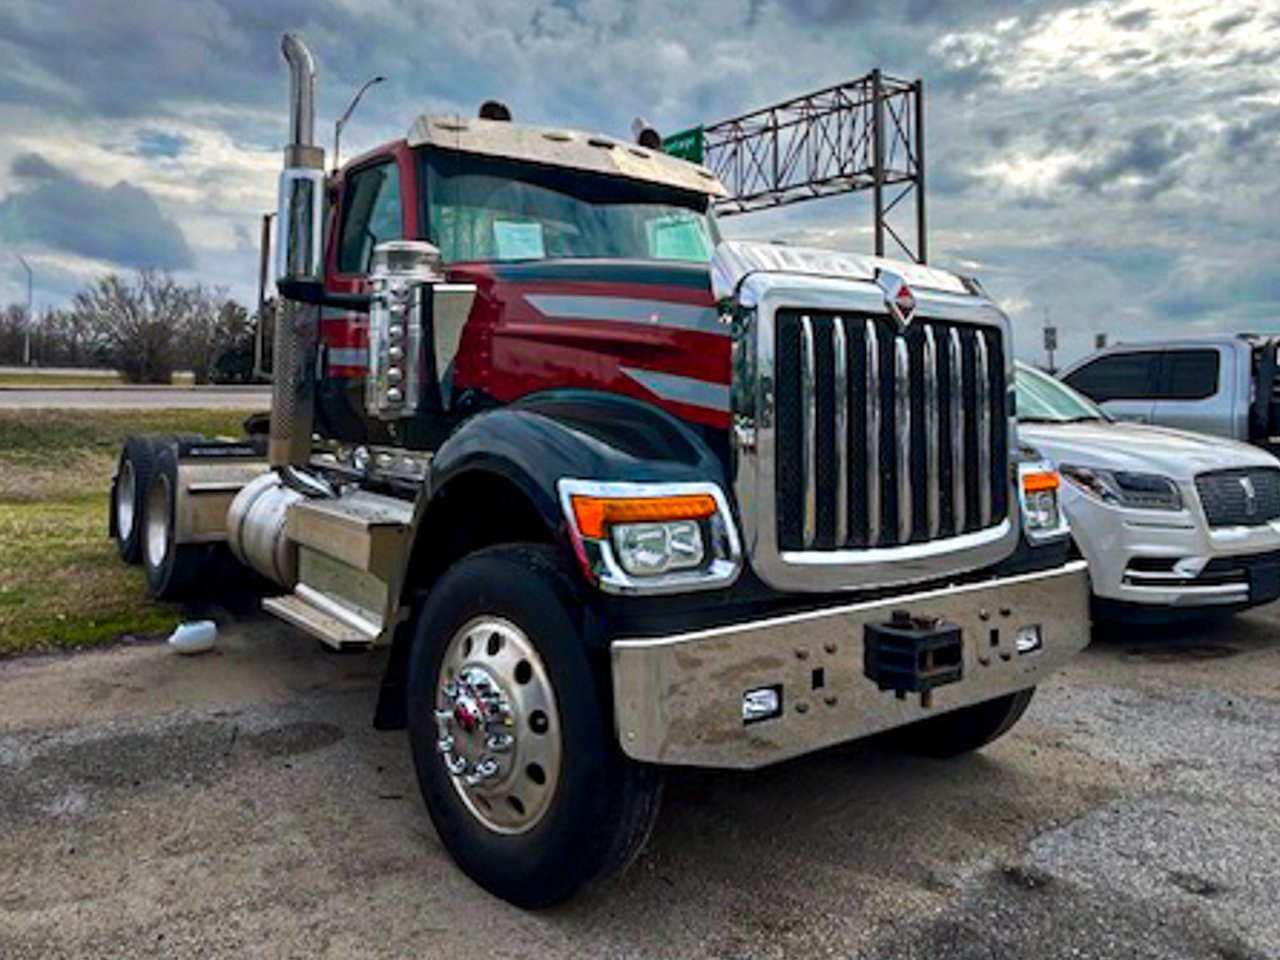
<box><xmin>1059</xmin><ymin>465</ymin><xmax>1183</xmax><ymax>511</ymax></box>
<box><xmin>559</xmin><ymin>480</ymin><xmax>742</xmax><ymax>594</ymax></box>
<box><xmin>611</xmin><ymin>519</ymin><xmax>704</xmax><ymax>576</ymax></box>
<box><xmin>1019</xmin><ymin>462</ymin><xmax>1068</xmax><ymax>541</ymax></box>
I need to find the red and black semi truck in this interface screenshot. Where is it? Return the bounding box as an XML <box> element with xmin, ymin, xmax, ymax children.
<box><xmin>109</xmin><ymin>34</ymin><xmax>1090</xmax><ymax>906</ymax></box>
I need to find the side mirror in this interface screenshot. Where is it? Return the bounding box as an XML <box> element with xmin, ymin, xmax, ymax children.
<box><xmin>276</xmin><ymin>166</ymin><xmax>326</xmax><ymax>284</ymax></box>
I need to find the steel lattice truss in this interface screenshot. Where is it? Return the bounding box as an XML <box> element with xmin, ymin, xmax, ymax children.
<box><xmin>702</xmin><ymin>71</ymin><xmax>927</xmax><ymax>263</ymax></box>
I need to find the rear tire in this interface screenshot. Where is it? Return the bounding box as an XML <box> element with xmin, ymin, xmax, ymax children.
<box><xmin>111</xmin><ymin>437</ymin><xmax>160</xmax><ymax>564</ymax></box>
<box><xmin>407</xmin><ymin>544</ymin><xmax>662</xmax><ymax>908</ymax></box>
<box><xmin>141</xmin><ymin>446</ymin><xmax>213</xmax><ymax>600</ymax></box>
<box><xmin>890</xmin><ymin>688</ymin><xmax>1036</xmax><ymax>758</ymax></box>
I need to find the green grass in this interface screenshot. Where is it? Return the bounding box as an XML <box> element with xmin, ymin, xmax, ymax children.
<box><xmin>0</xmin><ymin>408</ymin><xmax>248</xmax><ymax>657</ymax></box>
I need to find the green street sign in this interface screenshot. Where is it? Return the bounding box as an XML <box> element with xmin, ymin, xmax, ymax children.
<box><xmin>663</xmin><ymin>126</ymin><xmax>705</xmax><ymax>164</ymax></box>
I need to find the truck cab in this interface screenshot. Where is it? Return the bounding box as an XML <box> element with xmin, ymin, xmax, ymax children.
<box><xmin>317</xmin><ymin>118</ymin><xmax>729</xmax><ymax>450</ymax></box>
<box><xmin>108</xmin><ymin>34</ymin><xmax>1091</xmax><ymax>908</ymax></box>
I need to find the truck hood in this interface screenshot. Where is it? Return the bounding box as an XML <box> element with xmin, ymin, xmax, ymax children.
<box><xmin>1018</xmin><ymin>419</ymin><xmax>1280</xmax><ymax>479</ymax></box>
<box><xmin>448</xmin><ymin>258</ymin><xmax>732</xmax><ymax>429</ymax></box>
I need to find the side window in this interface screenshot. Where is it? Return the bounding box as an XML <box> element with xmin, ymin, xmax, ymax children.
<box><xmin>1158</xmin><ymin>349</ymin><xmax>1220</xmax><ymax>401</ymax></box>
<box><xmin>1063</xmin><ymin>351</ymin><xmax>1161</xmax><ymax>403</ymax></box>
<box><xmin>337</xmin><ymin>161</ymin><xmax>403</xmax><ymax>275</ymax></box>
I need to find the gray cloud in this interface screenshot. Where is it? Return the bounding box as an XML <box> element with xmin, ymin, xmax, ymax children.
<box><xmin>0</xmin><ymin>153</ymin><xmax>193</xmax><ymax>270</ymax></box>
<box><xmin>1061</xmin><ymin>124</ymin><xmax>1194</xmax><ymax>198</ymax></box>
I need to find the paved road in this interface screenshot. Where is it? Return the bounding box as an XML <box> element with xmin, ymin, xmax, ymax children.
<box><xmin>1</xmin><ymin>608</ymin><xmax>1278</xmax><ymax>959</ymax></box>
<box><xmin>0</xmin><ymin>386</ymin><xmax>270</xmax><ymax>410</ymax></box>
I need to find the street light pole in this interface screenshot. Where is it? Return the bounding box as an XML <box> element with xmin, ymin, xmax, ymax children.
<box><xmin>333</xmin><ymin>75</ymin><xmax>386</xmax><ymax>172</ymax></box>
<box><xmin>15</xmin><ymin>254</ymin><xmax>32</xmax><ymax>367</ymax></box>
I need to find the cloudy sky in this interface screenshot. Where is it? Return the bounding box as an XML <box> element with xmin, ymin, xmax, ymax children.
<box><xmin>0</xmin><ymin>0</ymin><xmax>1277</xmax><ymax>363</ymax></box>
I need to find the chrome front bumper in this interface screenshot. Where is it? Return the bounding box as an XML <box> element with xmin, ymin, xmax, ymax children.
<box><xmin>611</xmin><ymin>560</ymin><xmax>1091</xmax><ymax>768</ymax></box>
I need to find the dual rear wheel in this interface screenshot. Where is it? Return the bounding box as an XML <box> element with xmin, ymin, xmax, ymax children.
<box><xmin>111</xmin><ymin>438</ymin><xmax>212</xmax><ymax>600</ymax></box>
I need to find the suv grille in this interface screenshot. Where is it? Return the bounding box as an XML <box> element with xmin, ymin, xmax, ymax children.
<box><xmin>774</xmin><ymin>310</ymin><xmax>1008</xmax><ymax>551</ymax></box>
<box><xmin>1195</xmin><ymin>468</ymin><xmax>1280</xmax><ymax>528</ymax></box>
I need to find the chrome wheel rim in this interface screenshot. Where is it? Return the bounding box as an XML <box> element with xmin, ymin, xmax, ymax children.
<box><xmin>434</xmin><ymin>616</ymin><xmax>561</xmax><ymax>834</ymax></box>
<box><xmin>116</xmin><ymin>460</ymin><xmax>136</xmax><ymax>542</ymax></box>
<box><xmin>145</xmin><ymin>473</ymin><xmax>171</xmax><ymax>571</ymax></box>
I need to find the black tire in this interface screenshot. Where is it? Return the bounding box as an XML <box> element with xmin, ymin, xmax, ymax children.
<box><xmin>141</xmin><ymin>446</ymin><xmax>214</xmax><ymax>600</ymax></box>
<box><xmin>111</xmin><ymin>436</ymin><xmax>161</xmax><ymax>564</ymax></box>
<box><xmin>890</xmin><ymin>688</ymin><xmax>1036</xmax><ymax>758</ymax></box>
<box><xmin>407</xmin><ymin>544</ymin><xmax>663</xmax><ymax>908</ymax></box>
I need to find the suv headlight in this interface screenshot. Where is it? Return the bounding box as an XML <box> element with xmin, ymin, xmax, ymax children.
<box><xmin>1059</xmin><ymin>465</ymin><xmax>1183</xmax><ymax>511</ymax></box>
<box><xmin>559</xmin><ymin>480</ymin><xmax>742</xmax><ymax>594</ymax></box>
<box><xmin>1019</xmin><ymin>462</ymin><xmax>1069</xmax><ymax>542</ymax></box>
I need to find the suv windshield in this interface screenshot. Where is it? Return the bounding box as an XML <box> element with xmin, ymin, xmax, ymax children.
<box><xmin>1016</xmin><ymin>362</ymin><xmax>1109</xmax><ymax>424</ymax></box>
<box><xmin>420</xmin><ymin>148</ymin><xmax>718</xmax><ymax>264</ymax></box>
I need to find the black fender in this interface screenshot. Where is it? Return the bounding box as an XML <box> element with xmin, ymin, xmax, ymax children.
<box><xmin>422</xmin><ymin>388</ymin><xmax>730</xmax><ymax>551</ymax></box>
<box><xmin>373</xmin><ymin>390</ymin><xmax>730</xmax><ymax>729</ymax></box>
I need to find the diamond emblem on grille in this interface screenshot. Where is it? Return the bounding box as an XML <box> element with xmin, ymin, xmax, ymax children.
<box><xmin>876</xmin><ymin>270</ymin><xmax>916</xmax><ymax>328</ymax></box>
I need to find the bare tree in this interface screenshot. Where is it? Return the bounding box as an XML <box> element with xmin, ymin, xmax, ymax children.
<box><xmin>71</xmin><ymin>271</ymin><xmax>190</xmax><ymax>383</ymax></box>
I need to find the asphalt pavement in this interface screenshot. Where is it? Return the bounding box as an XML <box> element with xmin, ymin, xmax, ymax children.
<box><xmin>1</xmin><ymin>607</ymin><xmax>1278</xmax><ymax>959</ymax></box>
<box><xmin>0</xmin><ymin>386</ymin><xmax>271</xmax><ymax>409</ymax></box>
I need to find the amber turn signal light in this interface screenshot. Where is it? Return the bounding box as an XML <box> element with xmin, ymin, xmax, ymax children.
<box><xmin>1021</xmin><ymin>469</ymin><xmax>1060</xmax><ymax>493</ymax></box>
<box><xmin>570</xmin><ymin>493</ymin><xmax>718</xmax><ymax>539</ymax></box>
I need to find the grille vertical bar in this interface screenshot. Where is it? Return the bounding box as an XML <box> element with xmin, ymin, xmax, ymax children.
<box><xmin>894</xmin><ymin>337</ymin><xmax>912</xmax><ymax>543</ymax></box>
<box><xmin>975</xmin><ymin>331</ymin><xmax>992</xmax><ymax>528</ymax></box>
<box><xmin>800</xmin><ymin>315</ymin><xmax>817</xmax><ymax>548</ymax></box>
<box><xmin>948</xmin><ymin>328</ymin><xmax>966</xmax><ymax>534</ymax></box>
<box><xmin>923</xmin><ymin>325</ymin><xmax>941</xmax><ymax>539</ymax></box>
<box><xmin>832</xmin><ymin>316</ymin><xmax>850</xmax><ymax>546</ymax></box>
<box><xmin>865</xmin><ymin>320</ymin><xmax>882</xmax><ymax>547</ymax></box>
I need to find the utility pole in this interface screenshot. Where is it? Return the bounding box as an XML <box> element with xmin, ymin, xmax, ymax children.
<box><xmin>15</xmin><ymin>254</ymin><xmax>32</xmax><ymax>366</ymax></box>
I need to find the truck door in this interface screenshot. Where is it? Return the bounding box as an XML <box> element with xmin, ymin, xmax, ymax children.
<box><xmin>1061</xmin><ymin>349</ymin><xmax>1161</xmax><ymax>423</ymax></box>
<box><xmin>317</xmin><ymin>152</ymin><xmax>409</xmax><ymax>441</ymax></box>
<box><xmin>1148</xmin><ymin>346</ymin><xmax>1229</xmax><ymax>437</ymax></box>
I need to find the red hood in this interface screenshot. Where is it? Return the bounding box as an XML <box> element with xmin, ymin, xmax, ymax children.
<box><xmin>449</xmin><ymin>259</ymin><xmax>731</xmax><ymax>429</ymax></box>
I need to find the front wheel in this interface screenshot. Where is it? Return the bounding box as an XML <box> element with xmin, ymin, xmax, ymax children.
<box><xmin>890</xmin><ymin>688</ymin><xmax>1036</xmax><ymax>758</ymax></box>
<box><xmin>407</xmin><ymin>544</ymin><xmax>662</xmax><ymax>908</ymax></box>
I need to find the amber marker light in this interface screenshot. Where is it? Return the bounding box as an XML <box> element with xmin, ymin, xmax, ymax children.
<box><xmin>1021</xmin><ymin>469</ymin><xmax>1060</xmax><ymax>494</ymax></box>
<box><xmin>570</xmin><ymin>493</ymin><xmax>718</xmax><ymax>540</ymax></box>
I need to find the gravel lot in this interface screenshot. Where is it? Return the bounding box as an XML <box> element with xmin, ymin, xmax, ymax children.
<box><xmin>1</xmin><ymin>606</ymin><xmax>1277</xmax><ymax>960</ymax></box>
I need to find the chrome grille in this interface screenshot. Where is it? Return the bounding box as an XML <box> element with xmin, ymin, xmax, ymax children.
<box><xmin>1195</xmin><ymin>468</ymin><xmax>1280</xmax><ymax>528</ymax></box>
<box><xmin>774</xmin><ymin>311</ymin><xmax>1008</xmax><ymax>551</ymax></box>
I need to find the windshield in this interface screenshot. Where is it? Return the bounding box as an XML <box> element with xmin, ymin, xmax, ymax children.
<box><xmin>1015</xmin><ymin>361</ymin><xmax>1110</xmax><ymax>423</ymax></box>
<box><xmin>420</xmin><ymin>148</ymin><xmax>719</xmax><ymax>264</ymax></box>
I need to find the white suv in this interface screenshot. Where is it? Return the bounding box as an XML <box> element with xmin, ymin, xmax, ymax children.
<box><xmin>1016</xmin><ymin>362</ymin><xmax>1280</xmax><ymax>622</ymax></box>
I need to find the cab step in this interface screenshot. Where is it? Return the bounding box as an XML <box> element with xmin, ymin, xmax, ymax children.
<box><xmin>263</xmin><ymin>591</ymin><xmax>376</xmax><ymax>650</ymax></box>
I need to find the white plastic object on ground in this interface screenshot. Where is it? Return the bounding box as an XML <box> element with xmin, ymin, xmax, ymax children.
<box><xmin>167</xmin><ymin>620</ymin><xmax>218</xmax><ymax>655</ymax></box>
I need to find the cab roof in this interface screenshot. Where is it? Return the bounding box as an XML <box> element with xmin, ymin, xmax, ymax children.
<box><xmin>407</xmin><ymin>116</ymin><xmax>727</xmax><ymax>199</ymax></box>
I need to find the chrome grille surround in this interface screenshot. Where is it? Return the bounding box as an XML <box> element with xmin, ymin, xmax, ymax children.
<box><xmin>729</xmin><ymin>270</ymin><xmax>1019</xmax><ymax>593</ymax></box>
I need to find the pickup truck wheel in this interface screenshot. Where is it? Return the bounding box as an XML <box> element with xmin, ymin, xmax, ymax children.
<box><xmin>892</xmin><ymin>688</ymin><xmax>1035</xmax><ymax>758</ymax></box>
<box><xmin>112</xmin><ymin>437</ymin><xmax>160</xmax><ymax>564</ymax></box>
<box><xmin>141</xmin><ymin>447</ymin><xmax>212</xmax><ymax>600</ymax></box>
<box><xmin>407</xmin><ymin>544</ymin><xmax>663</xmax><ymax>908</ymax></box>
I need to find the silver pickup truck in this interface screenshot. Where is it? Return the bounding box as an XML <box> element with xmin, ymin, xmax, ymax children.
<box><xmin>1060</xmin><ymin>335</ymin><xmax>1280</xmax><ymax>450</ymax></box>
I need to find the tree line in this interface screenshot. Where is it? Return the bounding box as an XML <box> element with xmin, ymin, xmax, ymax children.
<box><xmin>0</xmin><ymin>270</ymin><xmax>266</xmax><ymax>384</ymax></box>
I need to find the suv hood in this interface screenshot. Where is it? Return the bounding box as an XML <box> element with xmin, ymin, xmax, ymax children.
<box><xmin>1018</xmin><ymin>420</ymin><xmax>1280</xmax><ymax>479</ymax></box>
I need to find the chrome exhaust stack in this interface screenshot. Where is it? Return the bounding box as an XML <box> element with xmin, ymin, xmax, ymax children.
<box><xmin>271</xmin><ymin>32</ymin><xmax>326</xmax><ymax>468</ymax></box>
